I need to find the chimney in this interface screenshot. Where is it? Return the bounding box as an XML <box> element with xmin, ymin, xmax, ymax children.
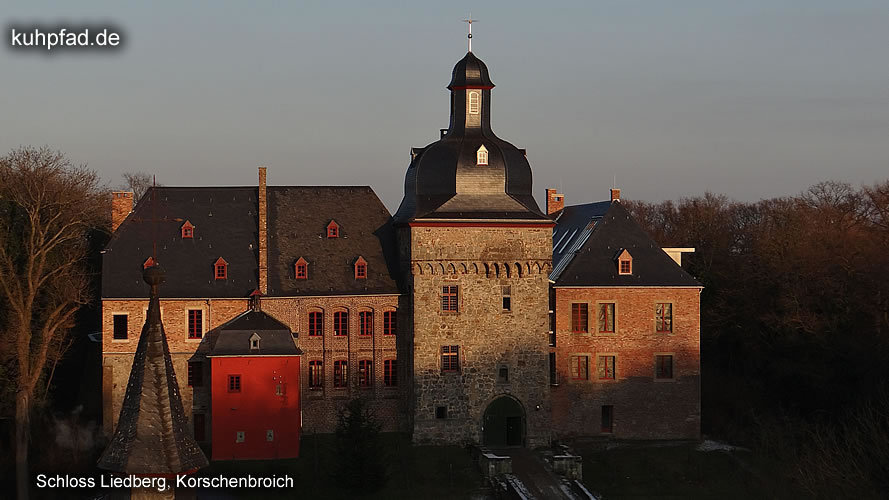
<box><xmin>258</xmin><ymin>167</ymin><xmax>268</xmax><ymax>295</ymax></box>
<box><xmin>111</xmin><ymin>191</ymin><xmax>134</xmax><ymax>232</ymax></box>
<box><xmin>611</xmin><ymin>188</ymin><xmax>621</xmax><ymax>202</ymax></box>
<box><xmin>545</xmin><ymin>189</ymin><xmax>564</xmax><ymax>216</ymax></box>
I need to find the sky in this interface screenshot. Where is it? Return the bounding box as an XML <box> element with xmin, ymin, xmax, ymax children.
<box><xmin>2</xmin><ymin>1</ymin><xmax>888</xmax><ymax>212</ymax></box>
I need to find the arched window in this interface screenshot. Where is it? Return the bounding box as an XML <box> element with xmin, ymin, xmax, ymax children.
<box><xmin>359</xmin><ymin>311</ymin><xmax>373</xmax><ymax>336</ymax></box>
<box><xmin>333</xmin><ymin>360</ymin><xmax>348</xmax><ymax>388</ymax></box>
<box><xmin>308</xmin><ymin>360</ymin><xmax>323</xmax><ymax>388</ymax></box>
<box><xmin>383</xmin><ymin>310</ymin><xmax>397</xmax><ymax>336</ymax></box>
<box><xmin>308</xmin><ymin>310</ymin><xmax>323</xmax><ymax>336</ymax></box>
<box><xmin>477</xmin><ymin>145</ymin><xmax>488</xmax><ymax>166</ymax></box>
<box><xmin>468</xmin><ymin>90</ymin><xmax>480</xmax><ymax>115</ymax></box>
<box><xmin>334</xmin><ymin>311</ymin><xmax>349</xmax><ymax>336</ymax></box>
<box><xmin>358</xmin><ymin>360</ymin><xmax>373</xmax><ymax>388</ymax></box>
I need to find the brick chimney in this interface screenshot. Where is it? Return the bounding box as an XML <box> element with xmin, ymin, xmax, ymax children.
<box><xmin>258</xmin><ymin>167</ymin><xmax>268</xmax><ymax>295</ymax></box>
<box><xmin>545</xmin><ymin>189</ymin><xmax>564</xmax><ymax>216</ymax></box>
<box><xmin>611</xmin><ymin>188</ymin><xmax>621</xmax><ymax>202</ymax></box>
<box><xmin>111</xmin><ymin>191</ymin><xmax>134</xmax><ymax>232</ymax></box>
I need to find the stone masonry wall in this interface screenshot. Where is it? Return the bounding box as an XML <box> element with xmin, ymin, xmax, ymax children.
<box><xmin>551</xmin><ymin>287</ymin><xmax>701</xmax><ymax>439</ymax></box>
<box><xmin>406</xmin><ymin>225</ymin><xmax>553</xmax><ymax>447</ymax></box>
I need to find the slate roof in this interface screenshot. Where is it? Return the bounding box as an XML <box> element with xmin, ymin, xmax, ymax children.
<box><xmin>553</xmin><ymin>201</ymin><xmax>702</xmax><ymax>287</ymax></box>
<box><xmin>98</xmin><ymin>265</ymin><xmax>209</xmax><ymax>474</ymax></box>
<box><xmin>550</xmin><ymin>201</ymin><xmax>612</xmax><ymax>280</ymax></box>
<box><xmin>207</xmin><ymin>309</ymin><xmax>301</xmax><ymax>356</ymax></box>
<box><xmin>393</xmin><ymin>51</ymin><xmax>549</xmax><ymax>224</ymax></box>
<box><xmin>103</xmin><ymin>187</ymin><xmax>259</xmax><ymax>298</ymax></box>
<box><xmin>267</xmin><ymin>186</ymin><xmax>401</xmax><ymax>296</ymax></box>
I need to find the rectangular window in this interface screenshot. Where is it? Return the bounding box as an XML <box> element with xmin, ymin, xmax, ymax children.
<box><xmin>334</xmin><ymin>311</ymin><xmax>349</xmax><ymax>336</ymax></box>
<box><xmin>502</xmin><ymin>285</ymin><xmax>511</xmax><ymax>311</ymax></box>
<box><xmin>441</xmin><ymin>285</ymin><xmax>459</xmax><ymax>312</ymax></box>
<box><xmin>359</xmin><ymin>311</ymin><xmax>373</xmax><ymax>336</ymax></box>
<box><xmin>215</xmin><ymin>264</ymin><xmax>227</xmax><ymax>280</ymax></box>
<box><xmin>602</xmin><ymin>405</ymin><xmax>614</xmax><ymax>433</ymax></box>
<box><xmin>656</xmin><ymin>303</ymin><xmax>673</xmax><ymax>333</ymax></box>
<box><xmin>571</xmin><ymin>303</ymin><xmax>588</xmax><ymax>333</ymax></box>
<box><xmin>597</xmin><ymin>355</ymin><xmax>616</xmax><ymax>380</ymax></box>
<box><xmin>383</xmin><ymin>310</ymin><xmax>397</xmax><ymax>336</ymax></box>
<box><xmin>619</xmin><ymin>260</ymin><xmax>631</xmax><ymax>274</ymax></box>
<box><xmin>384</xmin><ymin>359</ymin><xmax>398</xmax><ymax>387</ymax></box>
<box><xmin>188</xmin><ymin>309</ymin><xmax>203</xmax><ymax>339</ymax></box>
<box><xmin>334</xmin><ymin>360</ymin><xmax>348</xmax><ymax>388</ymax></box>
<box><xmin>356</xmin><ymin>262</ymin><xmax>367</xmax><ymax>279</ymax></box>
<box><xmin>193</xmin><ymin>413</ymin><xmax>205</xmax><ymax>441</ymax></box>
<box><xmin>296</xmin><ymin>262</ymin><xmax>307</xmax><ymax>279</ymax></box>
<box><xmin>308</xmin><ymin>360</ymin><xmax>323</xmax><ymax>389</ymax></box>
<box><xmin>112</xmin><ymin>314</ymin><xmax>128</xmax><ymax>340</ymax></box>
<box><xmin>358</xmin><ymin>360</ymin><xmax>373</xmax><ymax>388</ymax></box>
<box><xmin>228</xmin><ymin>374</ymin><xmax>241</xmax><ymax>393</ymax></box>
<box><xmin>598</xmin><ymin>303</ymin><xmax>615</xmax><ymax>333</ymax></box>
<box><xmin>309</xmin><ymin>311</ymin><xmax>323</xmax><ymax>336</ymax></box>
<box><xmin>187</xmin><ymin>361</ymin><xmax>203</xmax><ymax>387</ymax></box>
<box><xmin>441</xmin><ymin>345</ymin><xmax>460</xmax><ymax>372</ymax></box>
<box><xmin>436</xmin><ymin>406</ymin><xmax>448</xmax><ymax>419</ymax></box>
<box><xmin>549</xmin><ymin>352</ymin><xmax>557</xmax><ymax>385</ymax></box>
<box><xmin>570</xmin><ymin>355</ymin><xmax>589</xmax><ymax>380</ymax></box>
<box><xmin>656</xmin><ymin>355</ymin><xmax>674</xmax><ymax>380</ymax></box>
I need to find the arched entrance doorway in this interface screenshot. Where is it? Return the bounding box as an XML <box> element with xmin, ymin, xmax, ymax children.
<box><xmin>482</xmin><ymin>396</ymin><xmax>525</xmax><ymax>447</ymax></box>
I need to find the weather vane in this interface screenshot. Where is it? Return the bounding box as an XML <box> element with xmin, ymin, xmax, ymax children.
<box><xmin>462</xmin><ymin>15</ymin><xmax>477</xmax><ymax>52</ymax></box>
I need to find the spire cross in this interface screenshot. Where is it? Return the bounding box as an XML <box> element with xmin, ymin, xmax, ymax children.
<box><xmin>462</xmin><ymin>16</ymin><xmax>477</xmax><ymax>52</ymax></box>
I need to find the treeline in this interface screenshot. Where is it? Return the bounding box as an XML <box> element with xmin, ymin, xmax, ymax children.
<box><xmin>627</xmin><ymin>180</ymin><xmax>889</xmax><ymax>497</ymax></box>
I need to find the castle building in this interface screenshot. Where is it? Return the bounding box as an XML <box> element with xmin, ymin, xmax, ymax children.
<box><xmin>101</xmin><ymin>48</ymin><xmax>701</xmax><ymax>456</ymax></box>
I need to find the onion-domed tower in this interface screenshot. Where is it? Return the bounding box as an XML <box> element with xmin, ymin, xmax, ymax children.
<box><xmin>396</xmin><ymin>49</ymin><xmax>553</xmax><ymax>448</ymax></box>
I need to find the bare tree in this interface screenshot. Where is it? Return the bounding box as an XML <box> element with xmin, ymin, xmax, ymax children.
<box><xmin>120</xmin><ymin>171</ymin><xmax>155</xmax><ymax>202</ymax></box>
<box><xmin>0</xmin><ymin>147</ymin><xmax>107</xmax><ymax>500</ymax></box>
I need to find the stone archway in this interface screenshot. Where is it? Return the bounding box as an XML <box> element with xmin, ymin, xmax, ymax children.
<box><xmin>482</xmin><ymin>395</ymin><xmax>525</xmax><ymax>447</ymax></box>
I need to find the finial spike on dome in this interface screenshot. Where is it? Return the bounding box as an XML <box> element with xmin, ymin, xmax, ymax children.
<box><xmin>462</xmin><ymin>15</ymin><xmax>477</xmax><ymax>52</ymax></box>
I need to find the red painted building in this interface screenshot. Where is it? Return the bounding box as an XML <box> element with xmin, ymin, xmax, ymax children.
<box><xmin>207</xmin><ymin>309</ymin><xmax>302</xmax><ymax>460</ymax></box>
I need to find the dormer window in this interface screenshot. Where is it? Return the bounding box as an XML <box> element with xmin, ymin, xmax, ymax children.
<box><xmin>181</xmin><ymin>220</ymin><xmax>194</xmax><ymax>239</ymax></box>
<box><xmin>477</xmin><ymin>145</ymin><xmax>488</xmax><ymax>166</ymax></box>
<box><xmin>468</xmin><ymin>90</ymin><xmax>480</xmax><ymax>115</ymax></box>
<box><xmin>617</xmin><ymin>249</ymin><xmax>632</xmax><ymax>275</ymax></box>
<box><xmin>327</xmin><ymin>220</ymin><xmax>339</xmax><ymax>238</ymax></box>
<box><xmin>355</xmin><ymin>256</ymin><xmax>367</xmax><ymax>280</ymax></box>
<box><xmin>143</xmin><ymin>256</ymin><xmax>156</xmax><ymax>269</ymax></box>
<box><xmin>249</xmin><ymin>333</ymin><xmax>261</xmax><ymax>350</ymax></box>
<box><xmin>214</xmin><ymin>257</ymin><xmax>228</xmax><ymax>280</ymax></box>
<box><xmin>295</xmin><ymin>257</ymin><xmax>308</xmax><ymax>280</ymax></box>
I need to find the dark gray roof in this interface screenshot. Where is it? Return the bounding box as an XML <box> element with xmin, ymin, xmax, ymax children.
<box><xmin>207</xmin><ymin>309</ymin><xmax>301</xmax><ymax>356</ymax></box>
<box><xmin>102</xmin><ymin>187</ymin><xmax>259</xmax><ymax>298</ymax></box>
<box><xmin>551</xmin><ymin>201</ymin><xmax>612</xmax><ymax>279</ymax></box>
<box><xmin>267</xmin><ymin>186</ymin><xmax>401</xmax><ymax>296</ymax></box>
<box><xmin>98</xmin><ymin>266</ymin><xmax>209</xmax><ymax>474</ymax></box>
<box><xmin>393</xmin><ymin>52</ymin><xmax>548</xmax><ymax>224</ymax></box>
<box><xmin>554</xmin><ymin>201</ymin><xmax>702</xmax><ymax>287</ymax></box>
<box><xmin>448</xmin><ymin>51</ymin><xmax>495</xmax><ymax>89</ymax></box>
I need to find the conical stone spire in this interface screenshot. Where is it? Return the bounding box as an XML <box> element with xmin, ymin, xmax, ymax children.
<box><xmin>98</xmin><ymin>265</ymin><xmax>209</xmax><ymax>475</ymax></box>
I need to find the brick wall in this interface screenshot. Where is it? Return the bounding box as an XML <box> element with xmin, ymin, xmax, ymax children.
<box><xmin>550</xmin><ymin>287</ymin><xmax>701</xmax><ymax>439</ymax></box>
<box><xmin>261</xmin><ymin>295</ymin><xmax>403</xmax><ymax>433</ymax></box>
<box><xmin>111</xmin><ymin>191</ymin><xmax>134</xmax><ymax>232</ymax></box>
<box><xmin>101</xmin><ymin>298</ymin><xmax>248</xmax><ymax>434</ymax></box>
<box><xmin>404</xmin><ymin>225</ymin><xmax>553</xmax><ymax>447</ymax></box>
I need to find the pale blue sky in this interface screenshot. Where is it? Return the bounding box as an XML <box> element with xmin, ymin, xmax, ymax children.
<box><xmin>3</xmin><ymin>1</ymin><xmax>888</xmax><ymax>211</ymax></box>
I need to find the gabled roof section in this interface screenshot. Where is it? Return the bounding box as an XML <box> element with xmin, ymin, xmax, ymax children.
<box><xmin>102</xmin><ymin>187</ymin><xmax>259</xmax><ymax>298</ymax></box>
<box><xmin>267</xmin><ymin>186</ymin><xmax>400</xmax><ymax>296</ymax></box>
<box><xmin>550</xmin><ymin>200</ymin><xmax>612</xmax><ymax>280</ymax></box>
<box><xmin>207</xmin><ymin>309</ymin><xmax>300</xmax><ymax>356</ymax></box>
<box><xmin>553</xmin><ymin>201</ymin><xmax>702</xmax><ymax>287</ymax></box>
